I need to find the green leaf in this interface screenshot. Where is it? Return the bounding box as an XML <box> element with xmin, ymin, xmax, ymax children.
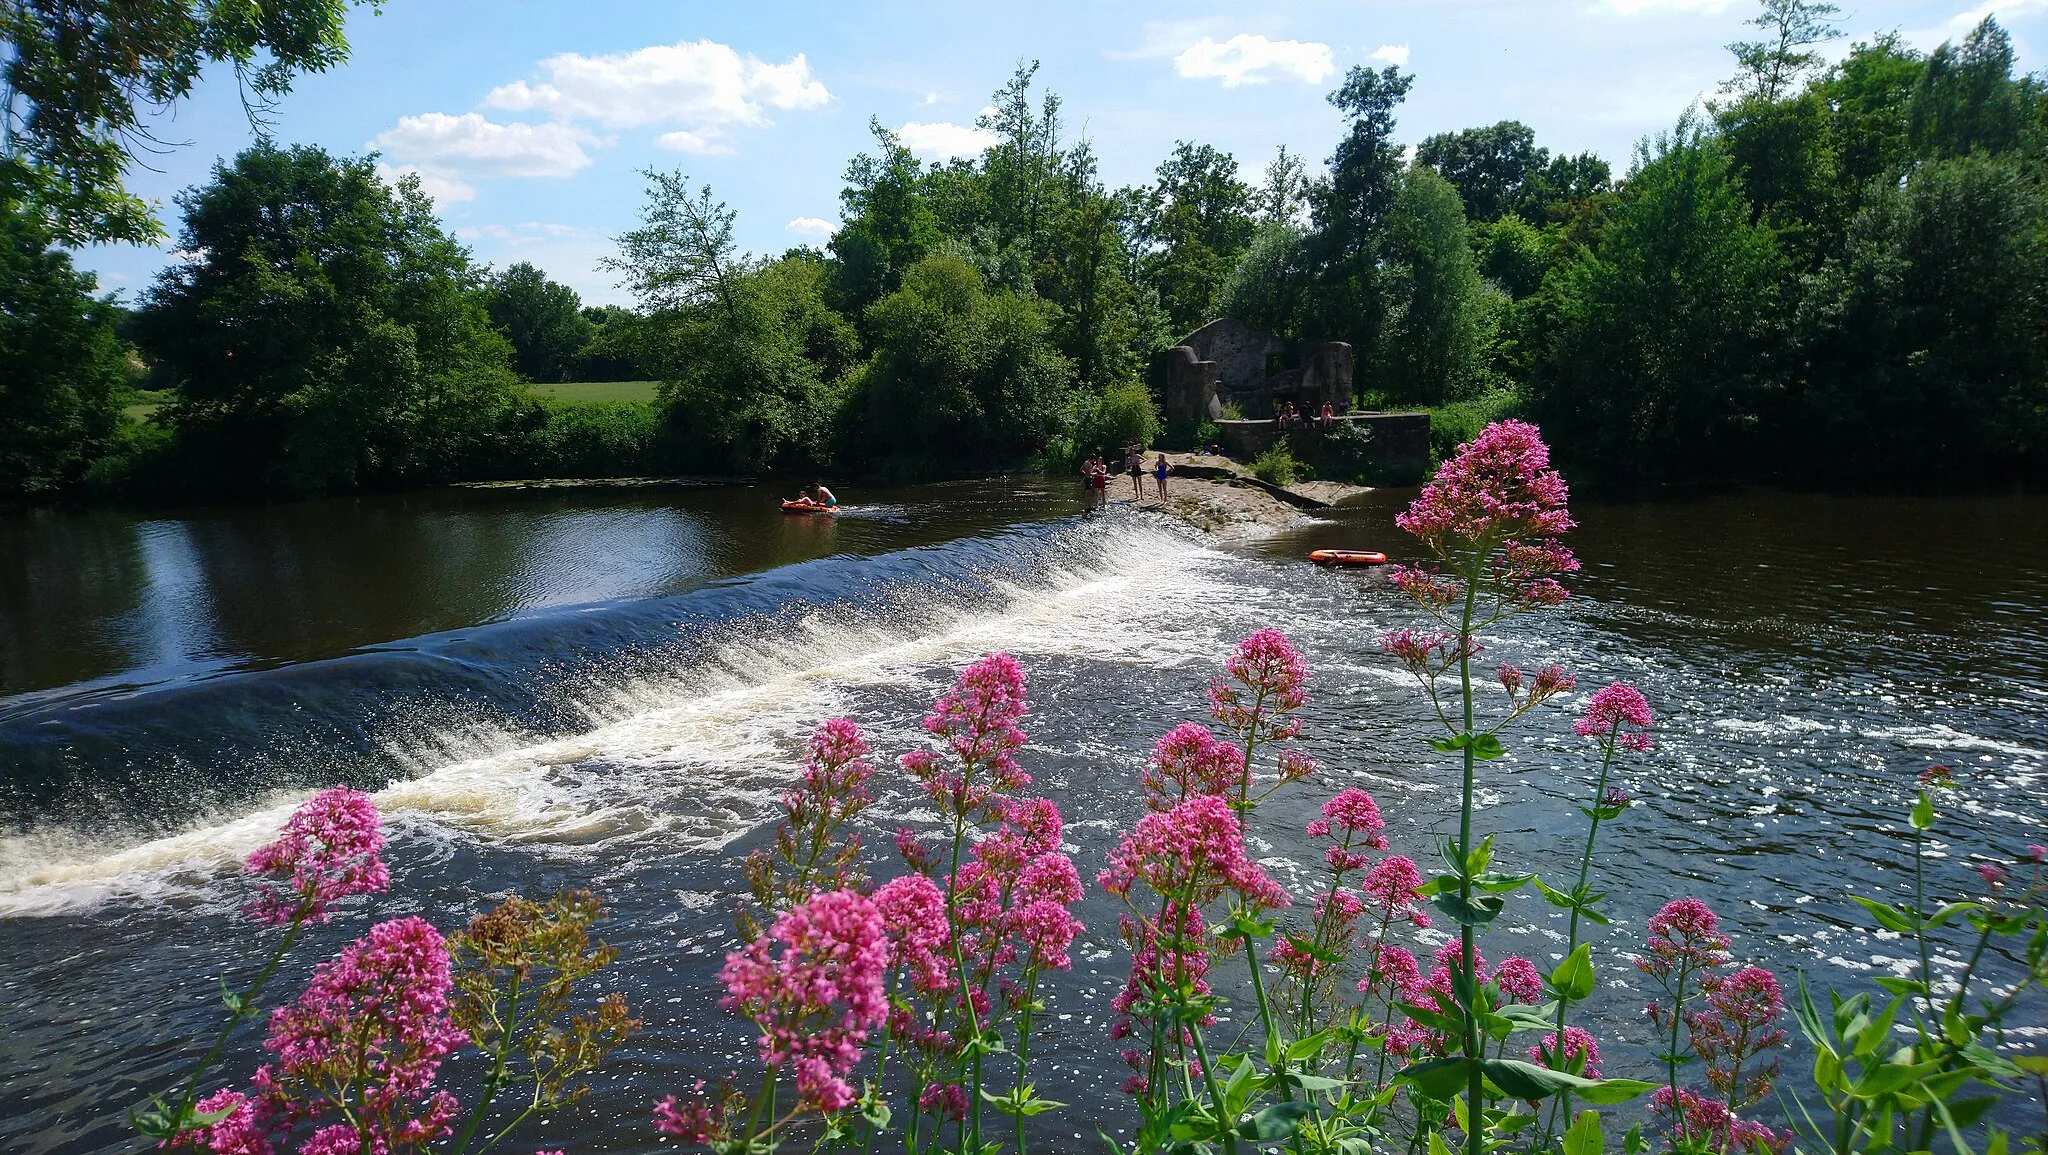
<box><xmin>1472</xmin><ymin>870</ymin><xmax>1535</xmax><ymax>894</ymax></box>
<box><xmin>1432</xmin><ymin>734</ymin><xmax>1472</xmax><ymax>754</ymax></box>
<box><xmin>1849</xmin><ymin>896</ymin><xmax>1918</xmax><ymax>934</ymax></box>
<box><xmin>1286</xmin><ymin>1031</ymin><xmax>1336</xmax><ymax>1063</ymax></box>
<box><xmin>1623</xmin><ymin>1122</ymin><xmax>1648</xmax><ymax>1155</ymax></box>
<box><xmin>1873</xmin><ymin>976</ymin><xmax>1927</xmax><ymax>998</ymax></box>
<box><xmin>1563</xmin><ymin>1110</ymin><xmax>1604</xmax><ymax>1155</ymax></box>
<box><xmin>1910</xmin><ymin>793</ymin><xmax>1936</xmax><ymax>830</ymax></box>
<box><xmin>1470</xmin><ymin>733</ymin><xmax>1505</xmax><ymax>760</ymax></box>
<box><xmin>1397</xmin><ymin>1056</ymin><xmax>1473</xmax><ymax>1101</ymax></box>
<box><xmin>1550</xmin><ymin>943</ymin><xmax>1596</xmax><ymax>1003</ymax></box>
<box><xmin>1481</xmin><ymin>1058</ymin><xmax>1566</xmax><ymax>1099</ymax></box>
<box><xmin>1429</xmin><ymin>1128</ymin><xmax>1457</xmax><ymax>1155</ymax></box>
<box><xmin>1927</xmin><ymin>901</ymin><xmax>1985</xmax><ymax>929</ymax></box>
<box><xmin>1431</xmin><ymin>890</ymin><xmax>1506</xmax><ymax>926</ymax></box>
<box><xmin>1534</xmin><ymin>877</ymin><xmax>1579</xmax><ymax>909</ymax></box>
<box><xmin>861</xmin><ymin>1100</ymin><xmax>892</xmax><ymax>1128</ymax></box>
<box><xmin>1399</xmin><ymin>1000</ymin><xmax>1464</xmax><ymax>1035</ymax></box>
<box><xmin>1238</xmin><ymin>1101</ymin><xmax>1312</xmax><ymax>1142</ymax></box>
<box><xmin>1572</xmin><ymin>1079</ymin><xmax>1660</xmax><ymax>1106</ymax></box>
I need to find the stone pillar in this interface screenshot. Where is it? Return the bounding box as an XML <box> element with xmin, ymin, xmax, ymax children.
<box><xmin>1163</xmin><ymin>345</ymin><xmax>1222</xmax><ymax>423</ymax></box>
<box><xmin>1300</xmin><ymin>341</ymin><xmax>1355</xmax><ymax>412</ymax></box>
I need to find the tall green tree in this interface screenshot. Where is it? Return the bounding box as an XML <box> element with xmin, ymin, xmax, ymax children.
<box><xmin>1907</xmin><ymin>17</ymin><xmax>2030</xmax><ymax>161</ymax></box>
<box><xmin>486</xmin><ymin>262</ymin><xmax>593</xmax><ymax>383</ymax></box>
<box><xmin>1376</xmin><ymin>165</ymin><xmax>1491</xmax><ymax>403</ymax></box>
<box><xmin>2</xmin><ymin>0</ymin><xmax>371</xmax><ymax>243</ymax></box>
<box><xmin>1722</xmin><ymin>0</ymin><xmax>1842</xmax><ymax>103</ymax></box>
<box><xmin>609</xmin><ymin>169</ymin><xmax>853</xmax><ymax>473</ymax></box>
<box><xmin>1795</xmin><ymin>153</ymin><xmax>2048</xmax><ymax>476</ymax></box>
<box><xmin>0</xmin><ymin>200</ymin><xmax>127</xmax><ymax>496</ymax></box>
<box><xmin>1534</xmin><ymin>115</ymin><xmax>1785</xmax><ymax>483</ymax></box>
<box><xmin>137</xmin><ymin>143</ymin><xmax>523</xmax><ymax>497</ymax></box>
<box><xmin>1138</xmin><ymin>141</ymin><xmax>1255</xmax><ymax>335</ymax></box>
<box><xmin>1308</xmin><ymin>64</ymin><xmax>1414</xmax><ymax>352</ymax></box>
<box><xmin>830</xmin><ymin>120</ymin><xmax>943</xmax><ymax>319</ymax></box>
<box><xmin>844</xmin><ymin>253</ymin><xmax>1074</xmax><ymax>473</ymax></box>
<box><xmin>1415</xmin><ymin>121</ymin><xmax>1610</xmax><ymax>222</ymax></box>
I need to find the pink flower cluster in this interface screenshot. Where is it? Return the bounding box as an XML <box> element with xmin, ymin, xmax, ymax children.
<box><xmin>243</xmin><ymin>786</ymin><xmax>390</xmax><ymax>926</ymax></box>
<box><xmin>1109</xmin><ymin>901</ymin><xmax>1213</xmax><ymax>1093</ymax></box>
<box><xmin>954</xmin><ymin>798</ymin><xmax>1085</xmax><ymax>981</ymax></box>
<box><xmin>251</xmin><ymin>916</ymin><xmax>467</xmax><ymax>1154</ymax></box>
<box><xmin>1691</xmin><ymin>966</ymin><xmax>1787</xmax><ymax>1109</ymax></box>
<box><xmin>1141</xmin><ymin>723</ymin><xmax>1245</xmax><ymax>810</ymax></box>
<box><xmin>900</xmin><ymin>653</ymin><xmax>1030</xmax><ymax>822</ymax></box>
<box><xmin>1640</xmin><ymin>898</ymin><xmax>1732</xmax><ymax>995</ymax></box>
<box><xmin>1272</xmin><ymin>889</ymin><xmax>1365</xmax><ymax>981</ymax></box>
<box><xmin>1528</xmin><ymin>1025</ymin><xmax>1603</xmax><ymax>1079</ymax></box>
<box><xmin>652</xmin><ymin>1082</ymin><xmax>729</xmax><ymax>1144</ymax></box>
<box><xmin>1407</xmin><ymin>943</ymin><xmax>1542</xmax><ymax>1054</ymax></box>
<box><xmin>1381</xmin><ymin>629</ymin><xmax>1481</xmax><ymax>682</ymax></box>
<box><xmin>873</xmin><ymin>872</ymin><xmax>952</xmax><ymax>994</ymax></box>
<box><xmin>1576</xmin><ymin>682</ymin><xmax>1655</xmax><ymax>752</ymax></box>
<box><xmin>1498</xmin><ymin>663</ymin><xmax>1576</xmax><ymax>714</ymax></box>
<box><xmin>1207</xmin><ymin>629</ymin><xmax>1309</xmax><ymax>748</ymax></box>
<box><xmin>1361</xmin><ymin>856</ymin><xmax>1431</xmax><ymax>929</ymax></box>
<box><xmin>1650</xmin><ymin>1086</ymin><xmax>1790</xmax><ymax>1155</ymax></box>
<box><xmin>1390</xmin><ymin>420</ymin><xmax>1579</xmax><ymax>610</ymax></box>
<box><xmin>718</xmin><ymin>889</ymin><xmax>889</xmax><ymax>1113</ymax></box>
<box><xmin>1354</xmin><ymin>944</ymin><xmax>1430</xmax><ymax>1056</ymax></box>
<box><xmin>1306</xmin><ymin>787</ymin><xmax>1389</xmax><ymax>871</ymax></box>
<box><xmin>1098</xmin><ymin>794</ymin><xmax>1288</xmax><ymax>912</ymax></box>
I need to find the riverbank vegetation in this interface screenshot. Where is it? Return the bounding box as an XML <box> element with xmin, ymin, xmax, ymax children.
<box><xmin>7</xmin><ymin>0</ymin><xmax>2048</xmax><ymax>501</ymax></box>
<box><xmin>142</xmin><ymin>423</ymin><xmax>2047</xmax><ymax>1155</ymax></box>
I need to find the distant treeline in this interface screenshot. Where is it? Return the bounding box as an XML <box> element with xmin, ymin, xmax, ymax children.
<box><xmin>5</xmin><ymin>0</ymin><xmax>2047</xmax><ymax>501</ymax></box>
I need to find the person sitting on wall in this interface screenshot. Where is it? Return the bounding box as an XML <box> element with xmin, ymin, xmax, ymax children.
<box><xmin>1318</xmin><ymin>401</ymin><xmax>1336</xmax><ymax>430</ymax></box>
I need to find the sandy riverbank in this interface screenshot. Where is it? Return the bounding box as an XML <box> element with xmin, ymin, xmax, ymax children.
<box><xmin>1090</xmin><ymin>452</ymin><xmax>1373</xmax><ymax>540</ymax></box>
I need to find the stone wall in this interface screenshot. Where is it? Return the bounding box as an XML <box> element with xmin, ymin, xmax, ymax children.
<box><xmin>1179</xmin><ymin>318</ymin><xmax>1288</xmax><ymax>394</ymax></box>
<box><xmin>1162</xmin><ymin>345</ymin><xmax>1223</xmax><ymax>424</ymax></box>
<box><xmin>1213</xmin><ymin>413</ymin><xmax>1433</xmax><ymax>484</ymax></box>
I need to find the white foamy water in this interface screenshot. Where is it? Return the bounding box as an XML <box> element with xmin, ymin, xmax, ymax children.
<box><xmin>0</xmin><ymin>522</ymin><xmax>1282</xmax><ymax>916</ymax></box>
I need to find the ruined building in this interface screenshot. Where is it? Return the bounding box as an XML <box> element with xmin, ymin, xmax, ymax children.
<box><xmin>1161</xmin><ymin>318</ymin><xmax>1354</xmax><ymax>424</ymax></box>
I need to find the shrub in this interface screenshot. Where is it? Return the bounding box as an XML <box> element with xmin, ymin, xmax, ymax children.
<box><xmin>1250</xmin><ymin>441</ymin><xmax>1301</xmax><ymax>486</ymax></box>
<box><xmin>1427</xmin><ymin>388</ymin><xmax>1526</xmax><ymax>463</ymax></box>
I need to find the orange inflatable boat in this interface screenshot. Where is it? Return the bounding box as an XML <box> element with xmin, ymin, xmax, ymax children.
<box><xmin>781</xmin><ymin>500</ymin><xmax>836</xmax><ymax>514</ymax></box>
<box><xmin>1309</xmin><ymin>549</ymin><xmax>1387</xmax><ymax>567</ymax></box>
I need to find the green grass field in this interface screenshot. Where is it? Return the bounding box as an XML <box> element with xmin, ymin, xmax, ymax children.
<box><xmin>527</xmin><ymin>380</ymin><xmax>661</xmax><ymax>404</ymax></box>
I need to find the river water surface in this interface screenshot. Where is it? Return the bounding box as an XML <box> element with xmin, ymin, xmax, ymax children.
<box><xmin>2</xmin><ymin>481</ymin><xmax>2044</xmax><ymax>1152</ymax></box>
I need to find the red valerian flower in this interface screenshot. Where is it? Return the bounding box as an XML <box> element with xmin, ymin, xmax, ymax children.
<box><xmin>243</xmin><ymin>786</ymin><xmax>389</xmax><ymax>926</ymax></box>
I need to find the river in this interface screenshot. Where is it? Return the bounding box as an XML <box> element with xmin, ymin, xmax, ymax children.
<box><xmin>2</xmin><ymin>481</ymin><xmax>2044</xmax><ymax>1152</ymax></box>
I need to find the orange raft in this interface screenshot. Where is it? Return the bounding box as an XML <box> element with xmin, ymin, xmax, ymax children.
<box><xmin>781</xmin><ymin>500</ymin><xmax>836</xmax><ymax>514</ymax></box>
<box><xmin>1309</xmin><ymin>549</ymin><xmax>1387</xmax><ymax>567</ymax></box>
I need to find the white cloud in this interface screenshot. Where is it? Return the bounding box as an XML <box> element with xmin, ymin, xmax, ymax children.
<box><xmin>1599</xmin><ymin>0</ymin><xmax>1738</xmax><ymax>14</ymax></box>
<box><xmin>369</xmin><ymin>112</ymin><xmax>596</xmax><ymax>204</ymax></box>
<box><xmin>1371</xmin><ymin>44</ymin><xmax>1411</xmax><ymax>67</ymax></box>
<box><xmin>1909</xmin><ymin>0</ymin><xmax>2048</xmax><ymax>48</ymax></box>
<box><xmin>375</xmin><ymin>162</ymin><xmax>476</xmax><ymax>205</ymax></box>
<box><xmin>785</xmin><ymin>216</ymin><xmax>836</xmax><ymax>239</ymax></box>
<box><xmin>896</xmin><ymin>120</ymin><xmax>999</xmax><ymax>159</ymax></box>
<box><xmin>1173</xmin><ymin>34</ymin><xmax>1335</xmax><ymax>87</ymax></box>
<box><xmin>485</xmin><ymin>39</ymin><xmax>829</xmax><ymax>153</ymax></box>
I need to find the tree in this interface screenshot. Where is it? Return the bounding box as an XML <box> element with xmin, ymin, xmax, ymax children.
<box><xmin>1907</xmin><ymin>18</ymin><xmax>2029</xmax><ymax>162</ymax></box>
<box><xmin>1220</xmin><ymin>223</ymin><xmax>1315</xmax><ymax>339</ymax></box>
<box><xmin>1810</xmin><ymin>36</ymin><xmax>1924</xmax><ymax>218</ymax></box>
<box><xmin>1</xmin><ymin>0</ymin><xmax>370</xmax><ymax>243</ymax></box>
<box><xmin>0</xmin><ymin>200</ymin><xmax>127</xmax><ymax>496</ymax></box>
<box><xmin>1252</xmin><ymin>145</ymin><xmax>1308</xmax><ymax>225</ymax></box>
<box><xmin>829</xmin><ymin>120</ymin><xmax>943</xmax><ymax>319</ymax></box>
<box><xmin>610</xmin><ymin>169</ymin><xmax>853</xmax><ymax>473</ymax></box>
<box><xmin>136</xmin><ymin>143</ymin><xmax>523</xmax><ymax>497</ymax></box>
<box><xmin>1308</xmin><ymin>64</ymin><xmax>1414</xmax><ymax>350</ymax></box>
<box><xmin>1415</xmin><ymin>121</ymin><xmax>1544</xmax><ymax>223</ymax></box>
<box><xmin>1375</xmin><ymin>166</ymin><xmax>1491</xmax><ymax>403</ymax></box>
<box><xmin>1723</xmin><ymin>0</ymin><xmax>1842</xmax><ymax>103</ymax></box>
<box><xmin>486</xmin><ymin>263</ymin><xmax>593</xmax><ymax>383</ymax></box>
<box><xmin>1533</xmin><ymin>115</ymin><xmax>1785</xmax><ymax>483</ymax></box>
<box><xmin>1795</xmin><ymin>153</ymin><xmax>2048</xmax><ymax>477</ymax></box>
<box><xmin>845</xmin><ymin>253</ymin><xmax>1074</xmax><ymax>473</ymax></box>
<box><xmin>1138</xmin><ymin>141</ymin><xmax>1255</xmax><ymax>335</ymax></box>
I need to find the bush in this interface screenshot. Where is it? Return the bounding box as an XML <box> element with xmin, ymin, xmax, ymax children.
<box><xmin>1427</xmin><ymin>388</ymin><xmax>1526</xmax><ymax>463</ymax></box>
<box><xmin>1076</xmin><ymin>381</ymin><xmax>1158</xmax><ymax>458</ymax></box>
<box><xmin>1250</xmin><ymin>441</ymin><xmax>1301</xmax><ymax>485</ymax></box>
<box><xmin>520</xmin><ymin>398</ymin><xmax>665</xmax><ymax>477</ymax></box>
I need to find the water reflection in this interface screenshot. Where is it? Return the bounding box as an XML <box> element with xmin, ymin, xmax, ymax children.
<box><xmin>0</xmin><ymin>482</ymin><xmax>1079</xmax><ymax>699</ymax></box>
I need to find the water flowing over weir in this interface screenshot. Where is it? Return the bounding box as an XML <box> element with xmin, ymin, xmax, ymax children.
<box><xmin>2</xmin><ymin>485</ymin><xmax>2045</xmax><ymax>1152</ymax></box>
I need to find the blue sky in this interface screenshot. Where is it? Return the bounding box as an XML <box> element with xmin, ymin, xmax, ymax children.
<box><xmin>75</xmin><ymin>0</ymin><xmax>2048</xmax><ymax>307</ymax></box>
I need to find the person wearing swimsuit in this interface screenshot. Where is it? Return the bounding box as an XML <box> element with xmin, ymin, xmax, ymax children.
<box><xmin>814</xmin><ymin>484</ymin><xmax>838</xmax><ymax>507</ymax></box>
<box><xmin>1125</xmin><ymin>448</ymin><xmax>1143</xmax><ymax>500</ymax></box>
<box><xmin>1152</xmin><ymin>453</ymin><xmax>1172</xmax><ymax>502</ymax></box>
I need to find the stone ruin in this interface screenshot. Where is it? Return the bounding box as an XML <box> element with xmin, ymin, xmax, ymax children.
<box><xmin>1161</xmin><ymin>317</ymin><xmax>1354</xmax><ymax>424</ymax></box>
